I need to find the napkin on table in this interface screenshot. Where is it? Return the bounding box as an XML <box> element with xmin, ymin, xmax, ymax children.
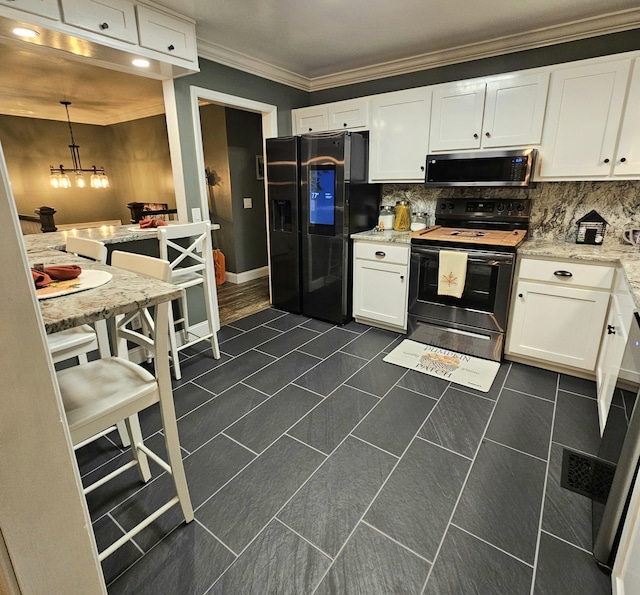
<box><xmin>31</xmin><ymin>265</ymin><xmax>82</xmax><ymax>289</ymax></box>
<box><xmin>139</xmin><ymin>218</ymin><xmax>168</xmax><ymax>229</ymax></box>
<box><xmin>44</xmin><ymin>265</ymin><xmax>82</xmax><ymax>280</ymax></box>
<box><xmin>31</xmin><ymin>269</ymin><xmax>52</xmax><ymax>289</ymax></box>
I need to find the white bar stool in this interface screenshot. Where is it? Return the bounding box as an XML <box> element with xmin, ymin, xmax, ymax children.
<box><xmin>158</xmin><ymin>220</ymin><xmax>221</xmax><ymax>379</ymax></box>
<box><xmin>57</xmin><ymin>251</ymin><xmax>193</xmax><ymax>562</ymax></box>
<box><xmin>48</xmin><ymin>237</ymin><xmax>110</xmax><ymax>365</ymax></box>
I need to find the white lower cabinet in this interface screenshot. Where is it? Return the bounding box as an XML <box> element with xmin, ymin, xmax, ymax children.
<box><xmin>506</xmin><ymin>257</ymin><xmax>614</xmax><ymax>371</ymax></box>
<box><xmin>595</xmin><ymin>270</ymin><xmax>636</xmax><ymax>432</ymax></box>
<box><xmin>353</xmin><ymin>241</ymin><xmax>409</xmax><ymax>331</ymax></box>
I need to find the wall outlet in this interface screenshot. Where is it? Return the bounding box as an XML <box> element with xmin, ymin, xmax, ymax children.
<box><xmin>191</xmin><ymin>207</ymin><xmax>202</xmax><ymax>222</ymax></box>
<box><xmin>243</xmin><ymin>198</ymin><xmax>252</xmax><ymax>209</ymax></box>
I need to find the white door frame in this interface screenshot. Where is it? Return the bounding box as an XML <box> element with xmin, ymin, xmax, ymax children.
<box><xmin>188</xmin><ymin>86</ymin><xmax>278</xmax><ymax>223</ymax></box>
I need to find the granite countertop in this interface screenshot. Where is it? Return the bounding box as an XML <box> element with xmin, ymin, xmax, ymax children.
<box><xmin>351</xmin><ymin>229</ymin><xmax>412</xmax><ymax>244</ymax></box>
<box><xmin>23</xmin><ymin>222</ymin><xmax>221</xmax><ymax>252</ymax></box>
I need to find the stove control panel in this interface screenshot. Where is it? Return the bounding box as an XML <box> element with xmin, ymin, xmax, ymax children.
<box><xmin>436</xmin><ymin>198</ymin><xmax>530</xmax><ymax>221</ymax></box>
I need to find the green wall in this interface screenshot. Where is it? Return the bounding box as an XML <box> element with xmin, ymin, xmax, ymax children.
<box><xmin>225</xmin><ymin>107</ymin><xmax>267</xmax><ymax>274</ymax></box>
<box><xmin>0</xmin><ymin>113</ymin><xmax>174</xmax><ymax>225</ymax></box>
<box><xmin>310</xmin><ymin>29</ymin><xmax>640</xmax><ymax>104</ymax></box>
<box><xmin>171</xmin><ymin>59</ymin><xmax>309</xmax><ymax>214</ymax></box>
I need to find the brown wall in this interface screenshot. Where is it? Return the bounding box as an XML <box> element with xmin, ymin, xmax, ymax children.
<box><xmin>0</xmin><ymin>113</ymin><xmax>173</xmax><ymax>226</ymax></box>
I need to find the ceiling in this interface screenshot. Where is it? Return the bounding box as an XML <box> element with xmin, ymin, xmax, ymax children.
<box><xmin>0</xmin><ymin>0</ymin><xmax>639</xmax><ymax>125</ymax></box>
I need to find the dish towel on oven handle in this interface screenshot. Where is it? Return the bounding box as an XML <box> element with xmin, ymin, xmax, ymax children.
<box><xmin>438</xmin><ymin>250</ymin><xmax>468</xmax><ymax>299</ymax></box>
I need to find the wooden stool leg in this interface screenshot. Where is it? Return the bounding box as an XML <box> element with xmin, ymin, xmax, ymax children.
<box><xmin>168</xmin><ymin>305</ymin><xmax>181</xmax><ymax>380</ymax></box>
<box><xmin>125</xmin><ymin>415</ymin><xmax>151</xmax><ymax>482</ymax></box>
<box><xmin>163</xmin><ymin>412</ymin><xmax>193</xmax><ymax>521</ymax></box>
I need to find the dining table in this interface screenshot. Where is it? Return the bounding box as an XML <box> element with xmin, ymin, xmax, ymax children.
<box><xmin>29</xmin><ymin>247</ymin><xmax>183</xmax><ymax>336</ymax></box>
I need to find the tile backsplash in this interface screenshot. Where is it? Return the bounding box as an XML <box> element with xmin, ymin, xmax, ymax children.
<box><xmin>382</xmin><ymin>181</ymin><xmax>640</xmax><ymax>246</ymax></box>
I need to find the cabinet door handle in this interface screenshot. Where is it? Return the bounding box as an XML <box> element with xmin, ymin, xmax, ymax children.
<box><xmin>608</xmin><ymin>324</ymin><xmax>616</xmax><ymax>335</ymax></box>
<box><xmin>553</xmin><ymin>270</ymin><xmax>573</xmax><ymax>277</ymax></box>
<box><xmin>604</xmin><ymin>158</ymin><xmax>610</xmax><ymax>164</ymax></box>
<box><xmin>343</xmin><ymin>122</ymin><xmax>348</xmax><ymax>127</ymax></box>
<box><xmin>620</xmin><ymin>157</ymin><xmax>627</xmax><ymax>163</ymax></box>
<box><xmin>99</xmin><ymin>22</ymin><xmax>109</xmax><ymax>30</ymax></box>
<box><xmin>308</xmin><ymin>127</ymin><xmax>313</xmax><ymax>132</ymax></box>
<box><xmin>400</xmin><ymin>275</ymin><xmax>405</xmax><ymax>280</ymax></box>
<box><xmin>375</xmin><ymin>251</ymin><xmax>385</xmax><ymax>257</ymax></box>
<box><xmin>518</xmin><ymin>293</ymin><xmax>523</xmax><ymax>298</ymax></box>
<box><xmin>485</xmin><ymin>132</ymin><xmax>491</xmax><ymax>137</ymax></box>
<box><xmin>473</xmin><ymin>133</ymin><xmax>479</xmax><ymax>139</ymax></box>
<box><xmin>420</xmin><ymin>165</ymin><xmax>425</xmax><ymax>171</ymax></box>
<box><xmin>168</xmin><ymin>44</ymin><xmax>175</xmax><ymax>51</ymax></box>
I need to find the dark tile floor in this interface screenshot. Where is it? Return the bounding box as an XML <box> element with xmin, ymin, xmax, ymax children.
<box><xmin>77</xmin><ymin>308</ymin><xmax>615</xmax><ymax>594</ymax></box>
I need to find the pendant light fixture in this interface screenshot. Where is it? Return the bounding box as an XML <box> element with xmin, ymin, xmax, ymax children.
<box><xmin>49</xmin><ymin>101</ymin><xmax>109</xmax><ymax>189</ymax></box>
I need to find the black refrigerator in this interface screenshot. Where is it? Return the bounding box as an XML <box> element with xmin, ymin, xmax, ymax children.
<box><xmin>266</xmin><ymin>131</ymin><xmax>380</xmax><ymax>324</ymax></box>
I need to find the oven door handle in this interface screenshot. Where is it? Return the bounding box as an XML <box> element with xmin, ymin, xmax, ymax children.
<box><xmin>411</xmin><ymin>246</ymin><xmax>513</xmax><ymax>265</ymax></box>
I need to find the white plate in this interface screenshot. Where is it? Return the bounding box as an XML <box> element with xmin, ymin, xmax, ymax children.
<box><xmin>36</xmin><ymin>270</ymin><xmax>113</xmax><ymax>300</ymax></box>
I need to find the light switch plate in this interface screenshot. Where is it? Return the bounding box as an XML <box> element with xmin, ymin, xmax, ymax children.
<box><xmin>191</xmin><ymin>208</ymin><xmax>202</xmax><ymax>222</ymax></box>
<box><xmin>243</xmin><ymin>198</ymin><xmax>252</xmax><ymax>209</ymax></box>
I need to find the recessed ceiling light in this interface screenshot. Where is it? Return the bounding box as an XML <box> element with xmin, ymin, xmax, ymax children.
<box><xmin>132</xmin><ymin>58</ymin><xmax>150</xmax><ymax>68</ymax></box>
<box><xmin>12</xmin><ymin>27</ymin><xmax>39</xmax><ymax>38</ymax></box>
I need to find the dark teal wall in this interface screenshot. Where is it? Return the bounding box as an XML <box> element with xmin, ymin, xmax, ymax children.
<box><xmin>172</xmin><ymin>59</ymin><xmax>308</xmax><ymax>214</ymax></box>
<box><xmin>310</xmin><ymin>29</ymin><xmax>640</xmax><ymax>104</ymax></box>
<box><xmin>225</xmin><ymin>107</ymin><xmax>267</xmax><ymax>274</ymax></box>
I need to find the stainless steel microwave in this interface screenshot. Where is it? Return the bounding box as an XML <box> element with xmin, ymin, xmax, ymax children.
<box><xmin>424</xmin><ymin>148</ymin><xmax>537</xmax><ymax>187</ymax></box>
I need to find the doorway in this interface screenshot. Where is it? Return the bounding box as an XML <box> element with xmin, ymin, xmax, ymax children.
<box><xmin>189</xmin><ymin>87</ymin><xmax>278</xmax><ymax>317</ymax></box>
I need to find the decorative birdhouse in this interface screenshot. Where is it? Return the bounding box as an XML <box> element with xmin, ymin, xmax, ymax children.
<box><xmin>576</xmin><ymin>210</ymin><xmax>608</xmax><ymax>245</ymax></box>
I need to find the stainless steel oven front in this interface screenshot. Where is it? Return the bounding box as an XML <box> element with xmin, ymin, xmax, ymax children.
<box><xmin>407</xmin><ymin>244</ymin><xmax>516</xmax><ymax>361</ymax></box>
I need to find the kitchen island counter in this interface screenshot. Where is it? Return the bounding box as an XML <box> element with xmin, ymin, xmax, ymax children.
<box><xmin>23</xmin><ymin>222</ymin><xmax>221</xmax><ymax>253</ymax></box>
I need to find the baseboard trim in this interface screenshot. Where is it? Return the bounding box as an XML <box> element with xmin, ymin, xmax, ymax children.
<box><xmin>503</xmin><ymin>352</ymin><xmax>596</xmax><ymax>381</ymax></box>
<box><xmin>225</xmin><ymin>266</ymin><xmax>269</xmax><ymax>285</ymax></box>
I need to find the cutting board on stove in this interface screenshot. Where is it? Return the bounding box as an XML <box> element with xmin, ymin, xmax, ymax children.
<box><xmin>410</xmin><ymin>226</ymin><xmax>527</xmax><ymax>247</ymax></box>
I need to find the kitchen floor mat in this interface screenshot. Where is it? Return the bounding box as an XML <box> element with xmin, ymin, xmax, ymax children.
<box><xmin>383</xmin><ymin>339</ymin><xmax>500</xmax><ymax>393</ymax></box>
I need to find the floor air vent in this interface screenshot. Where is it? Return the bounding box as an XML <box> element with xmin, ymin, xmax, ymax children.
<box><xmin>561</xmin><ymin>448</ymin><xmax>616</xmax><ymax>504</ymax></box>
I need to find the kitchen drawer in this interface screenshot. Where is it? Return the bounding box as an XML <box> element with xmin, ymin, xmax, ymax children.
<box><xmin>354</xmin><ymin>241</ymin><xmax>409</xmax><ymax>266</ymax></box>
<box><xmin>519</xmin><ymin>258</ymin><xmax>615</xmax><ymax>289</ymax></box>
<box><xmin>60</xmin><ymin>0</ymin><xmax>138</xmax><ymax>44</ymax></box>
<box><xmin>136</xmin><ymin>5</ymin><xmax>197</xmax><ymax>62</ymax></box>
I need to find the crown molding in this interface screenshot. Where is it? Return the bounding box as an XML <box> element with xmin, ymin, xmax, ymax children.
<box><xmin>1</xmin><ymin>103</ymin><xmax>167</xmax><ymax>126</ymax></box>
<box><xmin>99</xmin><ymin>103</ymin><xmax>167</xmax><ymax>126</ymax></box>
<box><xmin>309</xmin><ymin>7</ymin><xmax>640</xmax><ymax>91</ymax></box>
<box><xmin>196</xmin><ymin>38</ymin><xmax>310</xmax><ymax>91</ymax></box>
<box><xmin>198</xmin><ymin>8</ymin><xmax>640</xmax><ymax>93</ymax></box>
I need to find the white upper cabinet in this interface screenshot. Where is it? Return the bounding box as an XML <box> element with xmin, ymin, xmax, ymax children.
<box><xmin>293</xmin><ymin>106</ymin><xmax>328</xmax><ymax>134</ymax></box>
<box><xmin>59</xmin><ymin>0</ymin><xmax>138</xmax><ymax>44</ymax></box>
<box><xmin>429</xmin><ymin>73</ymin><xmax>549</xmax><ymax>152</ymax></box>
<box><xmin>0</xmin><ymin>0</ymin><xmax>59</xmax><ymax>20</ymax></box>
<box><xmin>537</xmin><ymin>59</ymin><xmax>632</xmax><ymax>179</ymax></box>
<box><xmin>613</xmin><ymin>58</ymin><xmax>640</xmax><ymax>178</ymax></box>
<box><xmin>369</xmin><ymin>87</ymin><xmax>431</xmax><ymax>182</ymax></box>
<box><xmin>136</xmin><ymin>5</ymin><xmax>197</xmax><ymax>62</ymax></box>
<box><xmin>482</xmin><ymin>72</ymin><xmax>549</xmax><ymax>148</ymax></box>
<box><xmin>292</xmin><ymin>97</ymin><xmax>369</xmax><ymax>135</ymax></box>
<box><xmin>327</xmin><ymin>98</ymin><xmax>369</xmax><ymax>131</ymax></box>
<box><xmin>429</xmin><ymin>82</ymin><xmax>486</xmax><ymax>151</ymax></box>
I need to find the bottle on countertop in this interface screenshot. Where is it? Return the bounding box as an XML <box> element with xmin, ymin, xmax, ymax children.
<box><xmin>378</xmin><ymin>205</ymin><xmax>395</xmax><ymax>230</ymax></box>
<box><xmin>393</xmin><ymin>200</ymin><xmax>411</xmax><ymax>231</ymax></box>
<box><xmin>410</xmin><ymin>212</ymin><xmax>429</xmax><ymax>231</ymax></box>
